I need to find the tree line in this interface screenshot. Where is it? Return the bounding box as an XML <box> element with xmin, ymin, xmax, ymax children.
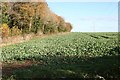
<box><xmin>0</xmin><ymin>2</ymin><xmax>72</xmax><ymax>38</ymax></box>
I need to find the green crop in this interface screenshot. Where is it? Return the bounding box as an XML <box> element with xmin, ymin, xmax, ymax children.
<box><xmin>1</xmin><ymin>32</ymin><xmax>120</xmax><ymax>79</ymax></box>
<box><xmin>1</xmin><ymin>32</ymin><xmax>119</xmax><ymax>62</ymax></box>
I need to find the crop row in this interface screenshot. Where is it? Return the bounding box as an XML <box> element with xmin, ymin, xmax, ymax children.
<box><xmin>1</xmin><ymin>32</ymin><xmax>119</xmax><ymax>62</ymax></box>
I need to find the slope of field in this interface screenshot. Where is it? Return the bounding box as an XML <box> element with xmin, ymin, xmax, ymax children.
<box><xmin>1</xmin><ymin>32</ymin><xmax>120</xmax><ymax>79</ymax></box>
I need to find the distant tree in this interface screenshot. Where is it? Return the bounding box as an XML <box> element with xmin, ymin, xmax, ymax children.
<box><xmin>57</xmin><ymin>16</ymin><xmax>66</xmax><ymax>32</ymax></box>
<box><xmin>43</xmin><ymin>21</ymin><xmax>57</xmax><ymax>34</ymax></box>
<box><xmin>32</xmin><ymin>16</ymin><xmax>43</xmax><ymax>34</ymax></box>
<box><xmin>65</xmin><ymin>22</ymin><xmax>73</xmax><ymax>32</ymax></box>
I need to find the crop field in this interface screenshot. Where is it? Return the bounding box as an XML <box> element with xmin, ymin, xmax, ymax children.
<box><xmin>1</xmin><ymin>32</ymin><xmax>120</xmax><ymax>79</ymax></box>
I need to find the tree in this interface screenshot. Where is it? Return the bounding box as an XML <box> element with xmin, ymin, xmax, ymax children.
<box><xmin>1</xmin><ymin>2</ymin><xmax>9</xmax><ymax>24</ymax></box>
<box><xmin>65</xmin><ymin>22</ymin><xmax>73</xmax><ymax>32</ymax></box>
<box><xmin>57</xmin><ymin>16</ymin><xmax>66</xmax><ymax>32</ymax></box>
<box><xmin>1</xmin><ymin>1</ymin><xmax>73</xmax><ymax>38</ymax></box>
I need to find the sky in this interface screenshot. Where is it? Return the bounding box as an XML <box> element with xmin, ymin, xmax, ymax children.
<box><xmin>47</xmin><ymin>2</ymin><xmax>118</xmax><ymax>32</ymax></box>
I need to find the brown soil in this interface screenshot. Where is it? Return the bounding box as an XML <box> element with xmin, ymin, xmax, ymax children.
<box><xmin>2</xmin><ymin>60</ymin><xmax>43</xmax><ymax>77</ymax></box>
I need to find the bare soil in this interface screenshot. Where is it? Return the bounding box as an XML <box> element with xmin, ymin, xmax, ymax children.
<box><xmin>2</xmin><ymin>60</ymin><xmax>43</xmax><ymax>77</ymax></box>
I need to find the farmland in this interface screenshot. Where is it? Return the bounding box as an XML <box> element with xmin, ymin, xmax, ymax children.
<box><xmin>1</xmin><ymin>32</ymin><xmax>120</xmax><ymax>79</ymax></box>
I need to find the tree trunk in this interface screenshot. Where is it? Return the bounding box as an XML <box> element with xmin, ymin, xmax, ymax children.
<box><xmin>29</xmin><ymin>17</ymin><xmax>32</xmax><ymax>31</ymax></box>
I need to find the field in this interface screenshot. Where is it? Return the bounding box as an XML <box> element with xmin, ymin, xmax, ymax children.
<box><xmin>1</xmin><ymin>32</ymin><xmax>120</xmax><ymax>79</ymax></box>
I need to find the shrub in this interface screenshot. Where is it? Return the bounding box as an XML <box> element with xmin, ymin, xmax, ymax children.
<box><xmin>1</xmin><ymin>23</ymin><xmax>10</xmax><ymax>38</ymax></box>
<box><xmin>11</xmin><ymin>26</ymin><xmax>22</xmax><ymax>36</ymax></box>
